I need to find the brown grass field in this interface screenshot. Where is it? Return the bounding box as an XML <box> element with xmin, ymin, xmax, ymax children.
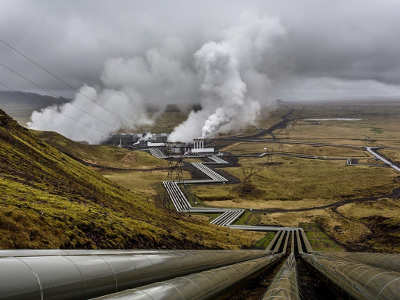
<box><xmin>26</xmin><ymin>101</ymin><xmax>400</xmax><ymax>252</ymax></box>
<box><xmin>222</xmin><ymin>141</ymin><xmax>367</xmax><ymax>157</ymax></box>
<box><xmin>102</xmin><ymin>169</ymin><xmax>191</xmax><ymax>196</ymax></box>
<box><xmin>192</xmin><ymin>156</ymin><xmax>397</xmax><ymax>205</ymax></box>
<box><xmin>188</xmin><ymin>102</ymin><xmax>400</xmax><ymax>251</ymax></box>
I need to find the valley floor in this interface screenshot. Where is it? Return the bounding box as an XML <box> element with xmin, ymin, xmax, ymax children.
<box><xmin>183</xmin><ymin>101</ymin><xmax>400</xmax><ymax>252</ymax></box>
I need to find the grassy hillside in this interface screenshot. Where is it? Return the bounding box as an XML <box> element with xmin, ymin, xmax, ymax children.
<box><xmin>0</xmin><ymin>109</ymin><xmax>261</xmax><ymax>249</ymax></box>
<box><xmin>35</xmin><ymin>131</ymin><xmax>168</xmax><ymax>169</ymax></box>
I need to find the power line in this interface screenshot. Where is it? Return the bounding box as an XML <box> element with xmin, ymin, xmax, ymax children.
<box><xmin>0</xmin><ymin>40</ymin><xmax>76</xmax><ymax>90</ymax></box>
<box><xmin>0</xmin><ymin>39</ymin><xmax>132</xmax><ymax>127</ymax></box>
<box><xmin>0</xmin><ymin>62</ymin><xmax>114</xmax><ymax>127</ymax></box>
<box><xmin>0</xmin><ymin>63</ymin><xmax>116</xmax><ymax>137</ymax></box>
<box><xmin>0</xmin><ymin>63</ymin><xmax>116</xmax><ymax>128</ymax></box>
<box><xmin>0</xmin><ymin>64</ymin><xmax>108</xmax><ymax>137</ymax></box>
<box><xmin>0</xmin><ymin>63</ymin><xmax>46</xmax><ymax>92</ymax></box>
<box><xmin>0</xmin><ymin>80</ymin><xmax>11</xmax><ymax>90</ymax></box>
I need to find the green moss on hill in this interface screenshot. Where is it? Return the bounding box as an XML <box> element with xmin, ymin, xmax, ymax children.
<box><xmin>34</xmin><ymin>131</ymin><xmax>167</xmax><ymax>169</ymax></box>
<box><xmin>0</xmin><ymin>109</ymin><xmax>256</xmax><ymax>249</ymax></box>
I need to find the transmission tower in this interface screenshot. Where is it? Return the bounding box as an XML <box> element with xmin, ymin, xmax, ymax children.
<box><xmin>167</xmin><ymin>157</ymin><xmax>185</xmax><ymax>183</ymax></box>
<box><xmin>269</xmin><ymin>147</ymin><xmax>273</xmax><ymax>163</ymax></box>
<box><xmin>264</xmin><ymin>146</ymin><xmax>273</xmax><ymax>163</ymax></box>
<box><xmin>163</xmin><ymin>158</ymin><xmax>185</xmax><ymax>209</ymax></box>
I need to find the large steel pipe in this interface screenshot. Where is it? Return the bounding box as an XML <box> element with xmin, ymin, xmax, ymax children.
<box><xmin>262</xmin><ymin>254</ymin><xmax>300</xmax><ymax>300</ymax></box>
<box><xmin>93</xmin><ymin>254</ymin><xmax>283</xmax><ymax>300</ymax></box>
<box><xmin>0</xmin><ymin>249</ymin><xmax>271</xmax><ymax>300</ymax></box>
<box><xmin>295</xmin><ymin>230</ymin><xmax>303</xmax><ymax>254</ymax></box>
<box><xmin>266</xmin><ymin>231</ymin><xmax>282</xmax><ymax>252</ymax></box>
<box><xmin>302</xmin><ymin>252</ymin><xmax>400</xmax><ymax>300</ymax></box>
<box><xmin>320</xmin><ymin>252</ymin><xmax>400</xmax><ymax>273</ymax></box>
<box><xmin>299</xmin><ymin>228</ymin><xmax>313</xmax><ymax>253</ymax></box>
<box><xmin>273</xmin><ymin>231</ymin><xmax>286</xmax><ymax>253</ymax></box>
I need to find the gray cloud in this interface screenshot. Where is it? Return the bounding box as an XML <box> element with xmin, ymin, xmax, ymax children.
<box><xmin>1</xmin><ymin>0</ymin><xmax>400</xmax><ymax>100</ymax></box>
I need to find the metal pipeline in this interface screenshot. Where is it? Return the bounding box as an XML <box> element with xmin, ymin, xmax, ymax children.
<box><xmin>282</xmin><ymin>231</ymin><xmax>290</xmax><ymax>254</ymax></box>
<box><xmin>266</xmin><ymin>231</ymin><xmax>282</xmax><ymax>252</ymax></box>
<box><xmin>302</xmin><ymin>252</ymin><xmax>400</xmax><ymax>300</ymax></box>
<box><xmin>262</xmin><ymin>254</ymin><xmax>300</xmax><ymax>300</ymax></box>
<box><xmin>290</xmin><ymin>230</ymin><xmax>295</xmax><ymax>253</ymax></box>
<box><xmin>93</xmin><ymin>254</ymin><xmax>283</xmax><ymax>300</ymax></box>
<box><xmin>319</xmin><ymin>252</ymin><xmax>400</xmax><ymax>273</ymax></box>
<box><xmin>295</xmin><ymin>230</ymin><xmax>303</xmax><ymax>254</ymax></box>
<box><xmin>299</xmin><ymin>228</ymin><xmax>313</xmax><ymax>253</ymax></box>
<box><xmin>273</xmin><ymin>231</ymin><xmax>286</xmax><ymax>253</ymax></box>
<box><xmin>0</xmin><ymin>249</ymin><xmax>271</xmax><ymax>300</ymax></box>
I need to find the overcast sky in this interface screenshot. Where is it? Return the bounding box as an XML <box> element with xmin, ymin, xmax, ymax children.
<box><xmin>1</xmin><ymin>0</ymin><xmax>400</xmax><ymax>101</ymax></box>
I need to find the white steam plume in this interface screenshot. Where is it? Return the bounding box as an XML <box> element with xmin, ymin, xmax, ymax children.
<box><xmin>168</xmin><ymin>14</ymin><xmax>285</xmax><ymax>142</ymax></box>
<box><xmin>29</xmin><ymin>85</ymin><xmax>152</xmax><ymax>143</ymax></box>
<box><xmin>29</xmin><ymin>14</ymin><xmax>285</xmax><ymax>144</ymax></box>
<box><xmin>28</xmin><ymin>39</ymin><xmax>197</xmax><ymax>144</ymax></box>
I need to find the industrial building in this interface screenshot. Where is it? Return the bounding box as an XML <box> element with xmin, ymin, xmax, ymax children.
<box><xmin>191</xmin><ymin>137</ymin><xmax>214</xmax><ymax>154</ymax></box>
<box><xmin>166</xmin><ymin>137</ymin><xmax>215</xmax><ymax>155</ymax></box>
<box><xmin>104</xmin><ymin>133</ymin><xmax>215</xmax><ymax>156</ymax></box>
<box><xmin>103</xmin><ymin>133</ymin><xmax>168</xmax><ymax>147</ymax></box>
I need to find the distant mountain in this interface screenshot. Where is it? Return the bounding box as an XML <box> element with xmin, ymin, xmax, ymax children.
<box><xmin>0</xmin><ymin>90</ymin><xmax>70</xmax><ymax>124</ymax></box>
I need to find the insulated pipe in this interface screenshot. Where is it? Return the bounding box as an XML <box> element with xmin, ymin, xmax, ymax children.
<box><xmin>0</xmin><ymin>250</ymin><xmax>271</xmax><ymax>300</ymax></box>
<box><xmin>315</xmin><ymin>252</ymin><xmax>400</xmax><ymax>274</ymax></box>
<box><xmin>282</xmin><ymin>231</ymin><xmax>290</xmax><ymax>254</ymax></box>
<box><xmin>302</xmin><ymin>252</ymin><xmax>400</xmax><ymax>300</ymax></box>
<box><xmin>0</xmin><ymin>249</ymin><xmax>171</xmax><ymax>257</ymax></box>
<box><xmin>273</xmin><ymin>231</ymin><xmax>286</xmax><ymax>254</ymax></box>
<box><xmin>262</xmin><ymin>254</ymin><xmax>300</xmax><ymax>300</ymax></box>
<box><xmin>300</xmin><ymin>228</ymin><xmax>313</xmax><ymax>253</ymax></box>
<box><xmin>266</xmin><ymin>231</ymin><xmax>282</xmax><ymax>252</ymax></box>
<box><xmin>295</xmin><ymin>230</ymin><xmax>303</xmax><ymax>254</ymax></box>
<box><xmin>93</xmin><ymin>254</ymin><xmax>283</xmax><ymax>300</ymax></box>
<box><xmin>366</xmin><ymin>147</ymin><xmax>400</xmax><ymax>172</ymax></box>
<box><xmin>290</xmin><ymin>230</ymin><xmax>295</xmax><ymax>254</ymax></box>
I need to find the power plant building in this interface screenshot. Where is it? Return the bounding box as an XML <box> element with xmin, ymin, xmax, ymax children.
<box><xmin>191</xmin><ymin>137</ymin><xmax>214</xmax><ymax>154</ymax></box>
<box><xmin>166</xmin><ymin>138</ymin><xmax>214</xmax><ymax>155</ymax></box>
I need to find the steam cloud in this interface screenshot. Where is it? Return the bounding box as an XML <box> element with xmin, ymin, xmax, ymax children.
<box><xmin>29</xmin><ymin>85</ymin><xmax>152</xmax><ymax>144</ymax></box>
<box><xmin>5</xmin><ymin>0</ymin><xmax>400</xmax><ymax>143</ymax></box>
<box><xmin>29</xmin><ymin>14</ymin><xmax>285</xmax><ymax>144</ymax></box>
<box><xmin>169</xmin><ymin>15</ymin><xmax>285</xmax><ymax>141</ymax></box>
<box><xmin>28</xmin><ymin>39</ymin><xmax>197</xmax><ymax>144</ymax></box>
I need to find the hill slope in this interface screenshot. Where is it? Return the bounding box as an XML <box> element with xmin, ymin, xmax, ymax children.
<box><xmin>0</xmin><ymin>109</ymin><xmax>258</xmax><ymax>249</ymax></box>
<box><xmin>35</xmin><ymin>131</ymin><xmax>168</xmax><ymax>169</ymax></box>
